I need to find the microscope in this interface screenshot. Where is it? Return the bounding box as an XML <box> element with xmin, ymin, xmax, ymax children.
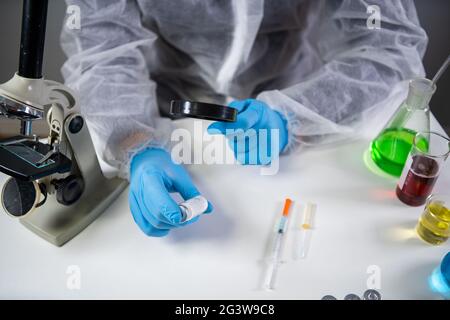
<box><xmin>0</xmin><ymin>0</ymin><xmax>126</xmax><ymax>246</ymax></box>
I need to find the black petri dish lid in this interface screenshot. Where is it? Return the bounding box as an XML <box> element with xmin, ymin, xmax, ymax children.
<box><xmin>170</xmin><ymin>100</ymin><xmax>237</xmax><ymax>122</ymax></box>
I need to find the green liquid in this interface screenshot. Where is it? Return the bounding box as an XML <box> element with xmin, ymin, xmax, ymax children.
<box><xmin>370</xmin><ymin>128</ymin><xmax>428</xmax><ymax>177</ymax></box>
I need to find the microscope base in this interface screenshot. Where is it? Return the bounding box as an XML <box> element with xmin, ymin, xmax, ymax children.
<box><xmin>20</xmin><ymin>178</ymin><xmax>127</xmax><ymax>247</ymax></box>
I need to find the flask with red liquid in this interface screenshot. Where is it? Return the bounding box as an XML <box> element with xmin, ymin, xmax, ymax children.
<box><xmin>396</xmin><ymin>131</ymin><xmax>450</xmax><ymax>206</ymax></box>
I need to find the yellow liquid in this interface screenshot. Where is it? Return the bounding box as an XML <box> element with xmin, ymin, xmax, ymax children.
<box><xmin>417</xmin><ymin>202</ymin><xmax>450</xmax><ymax>245</ymax></box>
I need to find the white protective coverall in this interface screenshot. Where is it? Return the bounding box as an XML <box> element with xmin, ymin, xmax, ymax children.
<box><xmin>61</xmin><ymin>0</ymin><xmax>427</xmax><ymax>177</ymax></box>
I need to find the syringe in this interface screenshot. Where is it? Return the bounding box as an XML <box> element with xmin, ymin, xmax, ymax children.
<box><xmin>263</xmin><ymin>198</ymin><xmax>292</xmax><ymax>290</ymax></box>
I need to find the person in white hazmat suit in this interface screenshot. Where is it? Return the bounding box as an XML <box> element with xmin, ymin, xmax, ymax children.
<box><xmin>61</xmin><ymin>0</ymin><xmax>427</xmax><ymax>236</ymax></box>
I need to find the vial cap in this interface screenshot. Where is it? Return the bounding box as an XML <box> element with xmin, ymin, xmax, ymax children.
<box><xmin>179</xmin><ymin>195</ymin><xmax>208</xmax><ymax>222</ymax></box>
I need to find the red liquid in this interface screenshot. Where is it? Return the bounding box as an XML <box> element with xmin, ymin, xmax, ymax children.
<box><xmin>396</xmin><ymin>155</ymin><xmax>439</xmax><ymax>206</ymax></box>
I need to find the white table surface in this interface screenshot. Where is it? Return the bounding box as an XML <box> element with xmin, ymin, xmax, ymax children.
<box><xmin>0</xmin><ymin>114</ymin><xmax>449</xmax><ymax>300</ymax></box>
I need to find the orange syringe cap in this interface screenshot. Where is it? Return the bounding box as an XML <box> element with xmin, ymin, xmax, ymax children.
<box><xmin>282</xmin><ymin>198</ymin><xmax>293</xmax><ymax>217</ymax></box>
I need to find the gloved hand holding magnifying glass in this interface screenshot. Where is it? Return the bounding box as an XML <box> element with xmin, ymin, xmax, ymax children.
<box><xmin>208</xmin><ymin>99</ymin><xmax>289</xmax><ymax>165</ymax></box>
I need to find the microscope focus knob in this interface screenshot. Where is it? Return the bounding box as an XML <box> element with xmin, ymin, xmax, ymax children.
<box><xmin>55</xmin><ymin>175</ymin><xmax>84</xmax><ymax>206</ymax></box>
<box><xmin>68</xmin><ymin>116</ymin><xmax>84</xmax><ymax>134</ymax></box>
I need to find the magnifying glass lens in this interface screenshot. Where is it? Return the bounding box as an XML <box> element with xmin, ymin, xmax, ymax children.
<box><xmin>170</xmin><ymin>100</ymin><xmax>237</xmax><ymax>122</ymax></box>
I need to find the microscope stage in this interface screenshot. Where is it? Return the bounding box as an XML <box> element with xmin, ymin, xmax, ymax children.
<box><xmin>0</xmin><ymin>137</ymin><xmax>71</xmax><ymax>180</ymax></box>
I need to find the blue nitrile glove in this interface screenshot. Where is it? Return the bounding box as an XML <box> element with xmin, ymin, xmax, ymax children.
<box><xmin>207</xmin><ymin>99</ymin><xmax>288</xmax><ymax>165</ymax></box>
<box><xmin>129</xmin><ymin>148</ymin><xmax>213</xmax><ymax>237</ymax></box>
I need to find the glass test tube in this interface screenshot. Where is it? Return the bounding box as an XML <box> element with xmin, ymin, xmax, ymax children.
<box><xmin>396</xmin><ymin>131</ymin><xmax>450</xmax><ymax>206</ymax></box>
<box><xmin>416</xmin><ymin>194</ymin><xmax>450</xmax><ymax>245</ymax></box>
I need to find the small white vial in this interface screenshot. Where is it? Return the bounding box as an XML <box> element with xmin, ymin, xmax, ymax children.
<box><xmin>179</xmin><ymin>195</ymin><xmax>209</xmax><ymax>222</ymax></box>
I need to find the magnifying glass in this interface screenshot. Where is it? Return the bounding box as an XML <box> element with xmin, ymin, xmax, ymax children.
<box><xmin>170</xmin><ymin>100</ymin><xmax>237</xmax><ymax>122</ymax></box>
<box><xmin>1</xmin><ymin>178</ymin><xmax>46</xmax><ymax>218</ymax></box>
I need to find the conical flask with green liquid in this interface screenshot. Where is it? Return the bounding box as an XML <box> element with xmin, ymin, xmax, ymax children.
<box><xmin>370</xmin><ymin>78</ymin><xmax>435</xmax><ymax>177</ymax></box>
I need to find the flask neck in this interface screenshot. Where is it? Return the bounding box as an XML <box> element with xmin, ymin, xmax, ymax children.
<box><xmin>405</xmin><ymin>78</ymin><xmax>436</xmax><ymax>110</ymax></box>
